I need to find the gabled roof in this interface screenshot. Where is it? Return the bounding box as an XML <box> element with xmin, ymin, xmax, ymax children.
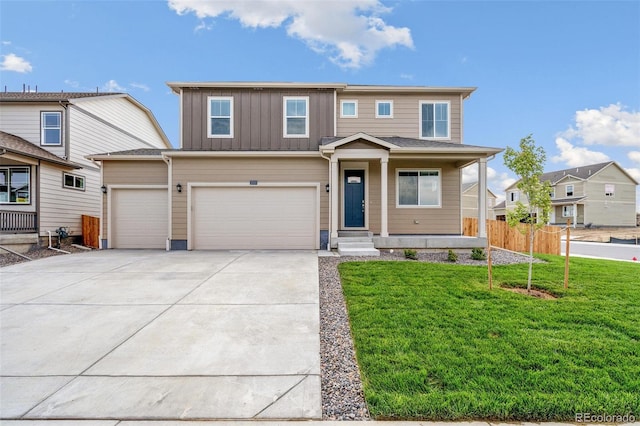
<box><xmin>0</xmin><ymin>92</ymin><xmax>121</xmax><ymax>102</ymax></box>
<box><xmin>0</xmin><ymin>131</ymin><xmax>82</xmax><ymax>168</ymax></box>
<box><xmin>462</xmin><ymin>181</ymin><xmax>498</xmax><ymax>198</ymax></box>
<box><xmin>540</xmin><ymin>161</ymin><xmax>613</xmax><ymax>184</ymax></box>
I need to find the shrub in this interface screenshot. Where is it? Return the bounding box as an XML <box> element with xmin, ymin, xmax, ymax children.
<box><xmin>447</xmin><ymin>249</ymin><xmax>458</xmax><ymax>262</ymax></box>
<box><xmin>471</xmin><ymin>247</ymin><xmax>487</xmax><ymax>260</ymax></box>
<box><xmin>404</xmin><ymin>249</ymin><xmax>418</xmax><ymax>260</ymax></box>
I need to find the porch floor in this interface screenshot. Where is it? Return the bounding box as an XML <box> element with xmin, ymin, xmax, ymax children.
<box><xmin>331</xmin><ymin>234</ymin><xmax>487</xmax><ymax>250</ymax></box>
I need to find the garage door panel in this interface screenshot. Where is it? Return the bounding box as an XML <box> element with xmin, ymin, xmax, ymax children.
<box><xmin>112</xmin><ymin>188</ymin><xmax>168</xmax><ymax>249</ymax></box>
<box><xmin>192</xmin><ymin>186</ymin><xmax>317</xmax><ymax>250</ymax></box>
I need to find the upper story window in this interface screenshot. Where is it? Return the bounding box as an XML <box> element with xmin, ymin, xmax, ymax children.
<box><xmin>566</xmin><ymin>184</ymin><xmax>574</xmax><ymax>197</ymax></box>
<box><xmin>509</xmin><ymin>191</ymin><xmax>519</xmax><ymax>202</ymax></box>
<box><xmin>0</xmin><ymin>167</ymin><xmax>30</xmax><ymax>204</ymax></box>
<box><xmin>550</xmin><ymin>188</ymin><xmax>555</xmax><ymax>198</ymax></box>
<box><xmin>63</xmin><ymin>172</ymin><xmax>86</xmax><ymax>191</ymax></box>
<box><xmin>420</xmin><ymin>101</ymin><xmax>449</xmax><ymax>139</ymax></box>
<box><xmin>397</xmin><ymin>169</ymin><xmax>441</xmax><ymax>207</ymax></box>
<box><xmin>283</xmin><ymin>96</ymin><xmax>309</xmax><ymax>137</ymax></box>
<box><xmin>340</xmin><ymin>100</ymin><xmax>358</xmax><ymax>118</ymax></box>
<box><xmin>41</xmin><ymin>111</ymin><xmax>62</xmax><ymax>145</ymax></box>
<box><xmin>375</xmin><ymin>100</ymin><xmax>393</xmax><ymax>118</ymax></box>
<box><xmin>207</xmin><ymin>96</ymin><xmax>233</xmax><ymax>138</ymax></box>
<box><xmin>605</xmin><ymin>184</ymin><xmax>615</xmax><ymax>197</ymax></box>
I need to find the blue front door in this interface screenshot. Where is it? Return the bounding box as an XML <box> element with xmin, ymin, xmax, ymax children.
<box><xmin>344</xmin><ymin>170</ymin><xmax>365</xmax><ymax>227</ymax></box>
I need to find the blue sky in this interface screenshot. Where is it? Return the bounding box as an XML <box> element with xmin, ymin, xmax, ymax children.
<box><xmin>1</xmin><ymin>0</ymin><xmax>639</xmax><ymax>208</ymax></box>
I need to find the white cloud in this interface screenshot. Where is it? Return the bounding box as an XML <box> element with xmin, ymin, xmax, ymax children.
<box><xmin>130</xmin><ymin>82</ymin><xmax>150</xmax><ymax>92</ymax></box>
<box><xmin>64</xmin><ymin>79</ymin><xmax>80</xmax><ymax>88</ymax></box>
<box><xmin>194</xmin><ymin>20</ymin><xmax>213</xmax><ymax>32</ymax></box>
<box><xmin>628</xmin><ymin>151</ymin><xmax>640</xmax><ymax>166</ymax></box>
<box><xmin>102</xmin><ymin>79</ymin><xmax>126</xmax><ymax>92</ymax></box>
<box><xmin>1</xmin><ymin>41</ymin><xmax>11</xmax><ymax>46</ymax></box>
<box><xmin>0</xmin><ymin>53</ymin><xmax>32</xmax><ymax>73</ymax></box>
<box><xmin>551</xmin><ymin>137</ymin><xmax>610</xmax><ymax>166</ymax></box>
<box><xmin>168</xmin><ymin>0</ymin><xmax>413</xmax><ymax>69</ymax></box>
<box><xmin>560</xmin><ymin>103</ymin><xmax>640</xmax><ymax>147</ymax></box>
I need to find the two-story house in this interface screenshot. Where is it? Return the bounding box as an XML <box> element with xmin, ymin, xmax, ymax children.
<box><xmin>89</xmin><ymin>82</ymin><xmax>502</xmax><ymax>252</ymax></box>
<box><xmin>502</xmin><ymin>161</ymin><xmax>638</xmax><ymax>227</ymax></box>
<box><xmin>462</xmin><ymin>182</ymin><xmax>498</xmax><ymax>220</ymax></box>
<box><xmin>0</xmin><ymin>92</ymin><xmax>171</xmax><ymax>249</ymax></box>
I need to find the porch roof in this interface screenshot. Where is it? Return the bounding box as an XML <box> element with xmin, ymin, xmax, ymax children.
<box><xmin>0</xmin><ymin>131</ymin><xmax>82</xmax><ymax>168</ymax></box>
<box><xmin>551</xmin><ymin>196</ymin><xmax>587</xmax><ymax>205</ymax></box>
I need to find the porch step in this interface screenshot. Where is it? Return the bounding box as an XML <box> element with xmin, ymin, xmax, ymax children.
<box><xmin>337</xmin><ymin>239</ymin><xmax>380</xmax><ymax>257</ymax></box>
<box><xmin>338</xmin><ymin>230</ymin><xmax>373</xmax><ymax>238</ymax></box>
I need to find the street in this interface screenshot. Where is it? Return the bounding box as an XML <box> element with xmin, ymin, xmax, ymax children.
<box><xmin>562</xmin><ymin>239</ymin><xmax>640</xmax><ymax>263</ymax></box>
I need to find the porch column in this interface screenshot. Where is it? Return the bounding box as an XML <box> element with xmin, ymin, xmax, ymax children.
<box><xmin>573</xmin><ymin>202</ymin><xmax>577</xmax><ymax>228</ymax></box>
<box><xmin>380</xmin><ymin>157</ymin><xmax>389</xmax><ymax>237</ymax></box>
<box><xmin>477</xmin><ymin>157</ymin><xmax>487</xmax><ymax>238</ymax></box>
<box><xmin>331</xmin><ymin>157</ymin><xmax>339</xmax><ymax>240</ymax></box>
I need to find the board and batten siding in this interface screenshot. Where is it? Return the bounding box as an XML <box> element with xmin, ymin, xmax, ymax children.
<box><xmin>170</xmin><ymin>157</ymin><xmax>329</xmax><ymax>240</ymax></box>
<box><xmin>71</xmin><ymin>96</ymin><xmax>168</xmax><ymax>149</ymax></box>
<box><xmin>101</xmin><ymin>160</ymin><xmax>168</xmax><ymax>236</ymax></box>
<box><xmin>181</xmin><ymin>88</ymin><xmax>334</xmax><ymax>150</ymax></box>
<box><xmin>336</xmin><ymin>94</ymin><xmax>462</xmax><ymax>142</ymax></box>
<box><xmin>0</xmin><ymin>104</ymin><xmax>66</xmax><ymax>158</ymax></box>
<box><xmin>38</xmin><ymin>164</ymin><xmax>100</xmax><ymax>237</ymax></box>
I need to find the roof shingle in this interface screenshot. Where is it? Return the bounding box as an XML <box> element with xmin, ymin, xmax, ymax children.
<box><xmin>0</xmin><ymin>131</ymin><xmax>81</xmax><ymax>168</ymax></box>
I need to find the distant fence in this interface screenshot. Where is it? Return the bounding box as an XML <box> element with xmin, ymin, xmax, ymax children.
<box><xmin>0</xmin><ymin>211</ymin><xmax>37</xmax><ymax>233</ymax></box>
<box><xmin>82</xmin><ymin>215</ymin><xmax>100</xmax><ymax>248</ymax></box>
<box><xmin>464</xmin><ymin>218</ymin><xmax>561</xmax><ymax>255</ymax></box>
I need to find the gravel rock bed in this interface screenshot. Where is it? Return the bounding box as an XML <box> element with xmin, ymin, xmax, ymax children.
<box><xmin>0</xmin><ymin>242</ymin><xmax>91</xmax><ymax>268</ymax></box>
<box><xmin>318</xmin><ymin>249</ymin><xmax>542</xmax><ymax>419</ymax></box>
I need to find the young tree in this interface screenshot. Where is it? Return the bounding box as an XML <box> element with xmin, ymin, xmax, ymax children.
<box><xmin>503</xmin><ymin>135</ymin><xmax>552</xmax><ymax>292</ymax></box>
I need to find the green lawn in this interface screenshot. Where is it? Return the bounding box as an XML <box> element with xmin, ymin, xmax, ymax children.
<box><xmin>338</xmin><ymin>255</ymin><xmax>640</xmax><ymax>420</ymax></box>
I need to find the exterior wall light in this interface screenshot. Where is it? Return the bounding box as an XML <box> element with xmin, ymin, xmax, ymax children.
<box><xmin>176</xmin><ymin>183</ymin><xmax>182</xmax><ymax>193</ymax></box>
<box><xmin>325</xmin><ymin>183</ymin><xmax>330</xmax><ymax>193</ymax></box>
<box><xmin>101</xmin><ymin>185</ymin><xmax>107</xmax><ymax>194</ymax></box>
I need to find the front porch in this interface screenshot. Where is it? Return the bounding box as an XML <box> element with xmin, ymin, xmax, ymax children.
<box><xmin>332</xmin><ymin>232</ymin><xmax>487</xmax><ymax>250</ymax></box>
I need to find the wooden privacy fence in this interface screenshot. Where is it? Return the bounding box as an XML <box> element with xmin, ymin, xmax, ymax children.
<box><xmin>464</xmin><ymin>218</ymin><xmax>561</xmax><ymax>255</ymax></box>
<box><xmin>82</xmin><ymin>215</ymin><xmax>100</xmax><ymax>248</ymax></box>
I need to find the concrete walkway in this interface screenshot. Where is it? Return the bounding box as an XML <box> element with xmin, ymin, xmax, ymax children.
<box><xmin>0</xmin><ymin>250</ymin><xmax>321</xmax><ymax>420</ymax></box>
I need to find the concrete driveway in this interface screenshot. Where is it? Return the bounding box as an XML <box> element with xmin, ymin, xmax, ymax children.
<box><xmin>0</xmin><ymin>250</ymin><xmax>321</xmax><ymax>420</ymax></box>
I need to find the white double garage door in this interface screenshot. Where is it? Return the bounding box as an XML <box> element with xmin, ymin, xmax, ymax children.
<box><xmin>110</xmin><ymin>185</ymin><xmax>319</xmax><ymax>250</ymax></box>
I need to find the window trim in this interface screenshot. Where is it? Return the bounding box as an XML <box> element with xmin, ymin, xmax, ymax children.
<box><xmin>566</xmin><ymin>184</ymin><xmax>574</xmax><ymax>197</ymax></box>
<box><xmin>605</xmin><ymin>184</ymin><xmax>615</xmax><ymax>197</ymax></box>
<box><xmin>41</xmin><ymin>111</ymin><xmax>62</xmax><ymax>146</ymax></box>
<box><xmin>375</xmin><ymin>100</ymin><xmax>393</xmax><ymax>118</ymax></box>
<box><xmin>340</xmin><ymin>100</ymin><xmax>358</xmax><ymax>118</ymax></box>
<box><xmin>207</xmin><ymin>96</ymin><xmax>234</xmax><ymax>138</ymax></box>
<box><xmin>0</xmin><ymin>166</ymin><xmax>31</xmax><ymax>205</ymax></box>
<box><xmin>419</xmin><ymin>100</ymin><xmax>451</xmax><ymax>140</ymax></box>
<box><xmin>63</xmin><ymin>172</ymin><xmax>86</xmax><ymax>191</ymax></box>
<box><xmin>395</xmin><ymin>168</ymin><xmax>442</xmax><ymax>208</ymax></box>
<box><xmin>283</xmin><ymin>96</ymin><xmax>309</xmax><ymax>138</ymax></box>
<box><xmin>562</xmin><ymin>205</ymin><xmax>574</xmax><ymax>217</ymax></box>
<box><xmin>509</xmin><ymin>190</ymin><xmax>519</xmax><ymax>202</ymax></box>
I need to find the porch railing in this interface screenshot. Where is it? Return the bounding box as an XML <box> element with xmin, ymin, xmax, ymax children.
<box><xmin>0</xmin><ymin>210</ymin><xmax>38</xmax><ymax>233</ymax></box>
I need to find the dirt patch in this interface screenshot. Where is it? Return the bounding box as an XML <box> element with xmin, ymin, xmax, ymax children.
<box><xmin>569</xmin><ymin>226</ymin><xmax>639</xmax><ymax>243</ymax></box>
<box><xmin>503</xmin><ymin>286</ymin><xmax>557</xmax><ymax>300</ymax></box>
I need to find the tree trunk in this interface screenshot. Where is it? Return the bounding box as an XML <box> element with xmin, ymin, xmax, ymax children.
<box><xmin>527</xmin><ymin>222</ymin><xmax>535</xmax><ymax>292</ymax></box>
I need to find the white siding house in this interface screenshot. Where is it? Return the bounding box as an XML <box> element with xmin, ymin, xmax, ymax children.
<box><xmin>0</xmin><ymin>92</ymin><xmax>171</xmax><ymax>246</ymax></box>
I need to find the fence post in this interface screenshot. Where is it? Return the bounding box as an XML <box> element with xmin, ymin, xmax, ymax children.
<box><xmin>564</xmin><ymin>219</ymin><xmax>571</xmax><ymax>289</ymax></box>
<box><xmin>487</xmin><ymin>220</ymin><xmax>493</xmax><ymax>290</ymax></box>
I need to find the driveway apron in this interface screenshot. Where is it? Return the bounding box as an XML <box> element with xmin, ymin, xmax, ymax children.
<box><xmin>0</xmin><ymin>250</ymin><xmax>321</xmax><ymax>420</ymax></box>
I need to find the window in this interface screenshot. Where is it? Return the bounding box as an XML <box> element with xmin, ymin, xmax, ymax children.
<box><xmin>41</xmin><ymin>111</ymin><xmax>62</xmax><ymax>145</ymax></box>
<box><xmin>207</xmin><ymin>96</ymin><xmax>233</xmax><ymax>137</ymax></box>
<box><xmin>340</xmin><ymin>100</ymin><xmax>358</xmax><ymax>118</ymax></box>
<box><xmin>562</xmin><ymin>205</ymin><xmax>574</xmax><ymax>217</ymax></box>
<box><xmin>566</xmin><ymin>184</ymin><xmax>574</xmax><ymax>196</ymax></box>
<box><xmin>550</xmin><ymin>188</ymin><xmax>555</xmax><ymax>198</ymax></box>
<box><xmin>509</xmin><ymin>191</ymin><xmax>519</xmax><ymax>202</ymax></box>
<box><xmin>0</xmin><ymin>167</ymin><xmax>30</xmax><ymax>204</ymax></box>
<box><xmin>420</xmin><ymin>101</ymin><xmax>449</xmax><ymax>139</ymax></box>
<box><xmin>63</xmin><ymin>173</ymin><xmax>85</xmax><ymax>191</ymax></box>
<box><xmin>283</xmin><ymin>96</ymin><xmax>309</xmax><ymax>137</ymax></box>
<box><xmin>605</xmin><ymin>184</ymin><xmax>615</xmax><ymax>197</ymax></box>
<box><xmin>375</xmin><ymin>100</ymin><xmax>393</xmax><ymax>118</ymax></box>
<box><xmin>397</xmin><ymin>169</ymin><xmax>441</xmax><ymax>207</ymax></box>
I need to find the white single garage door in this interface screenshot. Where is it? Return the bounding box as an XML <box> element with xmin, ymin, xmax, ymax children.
<box><xmin>111</xmin><ymin>188</ymin><xmax>168</xmax><ymax>249</ymax></box>
<box><xmin>191</xmin><ymin>186</ymin><xmax>318</xmax><ymax>250</ymax></box>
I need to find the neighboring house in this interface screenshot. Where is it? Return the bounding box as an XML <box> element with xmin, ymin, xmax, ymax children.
<box><xmin>89</xmin><ymin>82</ymin><xmax>502</xmax><ymax>251</ymax></box>
<box><xmin>0</xmin><ymin>92</ymin><xmax>171</xmax><ymax>246</ymax></box>
<box><xmin>503</xmin><ymin>161</ymin><xmax>638</xmax><ymax>227</ymax></box>
<box><xmin>462</xmin><ymin>182</ymin><xmax>498</xmax><ymax>220</ymax></box>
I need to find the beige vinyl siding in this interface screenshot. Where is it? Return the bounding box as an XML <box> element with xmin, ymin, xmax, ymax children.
<box><xmin>70</xmin><ymin>96</ymin><xmax>168</xmax><ymax>149</ymax></box>
<box><xmin>336</xmin><ymin>94</ymin><xmax>462</xmax><ymax>142</ymax></box>
<box><xmin>0</xmin><ymin>104</ymin><xmax>66</xmax><ymax>158</ymax></box>
<box><xmin>101</xmin><ymin>160</ymin><xmax>168</xmax><ymax>235</ymax></box>
<box><xmin>171</xmin><ymin>157</ymin><xmax>329</xmax><ymax>239</ymax></box>
<box><xmin>181</xmin><ymin>88</ymin><xmax>334</xmax><ymax>150</ymax></box>
<box><xmin>555</xmin><ymin>178</ymin><xmax>584</xmax><ymax>197</ymax></box>
<box><xmin>38</xmin><ymin>164</ymin><xmax>100</xmax><ymax>237</ymax></box>
<box><xmin>387</xmin><ymin>160</ymin><xmax>461</xmax><ymax>234</ymax></box>
<box><xmin>583</xmin><ymin>165</ymin><xmax>637</xmax><ymax>226</ymax></box>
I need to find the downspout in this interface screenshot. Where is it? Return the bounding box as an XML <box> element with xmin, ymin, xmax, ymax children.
<box><xmin>59</xmin><ymin>101</ymin><xmax>71</xmax><ymax>161</ymax></box>
<box><xmin>320</xmin><ymin>150</ymin><xmax>332</xmax><ymax>251</ymax></box>
<box><xmin>162</xmin><ymin>153</ymin><xmax>172</xmax><ymax>250</ymax></box>
<box><xmin>36</xmin><ymin>160</ymin><xmax>40</xmax><ymax>242</ymax></box>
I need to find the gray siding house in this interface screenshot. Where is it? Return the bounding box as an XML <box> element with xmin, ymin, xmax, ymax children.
<box><xmin>0</xmin><ymin>92</ymin><xmax>171</xmax><ymax>248</ymax></box>
<box><xmin>503</xmin><ymin>161</ymin><xmax>638</xmax><ymax>227</ymax></box>
<box><xmin>90</xmin><ymin>82</ymin><xmax>502</xmax><ymax>252</ymax></box>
